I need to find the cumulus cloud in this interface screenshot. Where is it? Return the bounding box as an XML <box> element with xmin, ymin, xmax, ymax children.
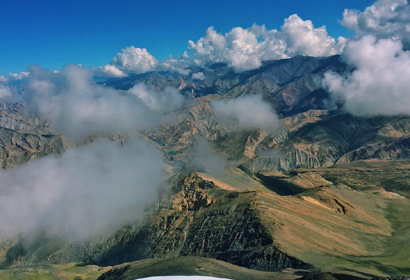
<box><xmin>25</xmin><ymin>65</ymin><xmax>184</xmax><ymax>139</ymax></box>
<box><xmin>188</xmin><ymin>15</ymin><xmax>344</xmax><ymax>72</ymax></box>
<box><xmin>100</xmin><ymin>64</ymin><xmax>126</xmax><ymax>77</ymax></box>
<box><xmin>0</xmin><ymin>76</ymin><xmax>8</xmax><ymax>83</ymax></box>
<box><xmin>341</xmin><ymin>0</ymin><xmax>410</xmax><ymax>47</ymax></box>
<box><xmin>111</xmin><ymin>46</ymin><xmax>158</xmax><ymax>73</ymax></box>
<box><xmin>0</xmin><ymin>138</ymin><xmax>164</xmax><ymax>241</ymax></box>
<box><xmin>281</xmin><ymin>15</ymin><xmax>345</xmax><ymax>56</ymax></box>
<box><xmin>192</xmin><ymin>72</ymin><xmax>205</xmax><ymax>80</ymax></box>
<box><xmin>210</xmin><ymin>94</ymin><xmax>282</xmax><ymax>132</ymax></box>
<box><xmin>0</xmin><ymin>85</ymin><xmax>12</xmax><ymax>99</ymax></box>
<box><xmin>322</xmin><ymin>35</ymin><xmax>410</xmax><ymax>116</ymax></box>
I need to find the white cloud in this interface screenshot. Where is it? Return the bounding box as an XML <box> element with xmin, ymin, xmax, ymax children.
<box><xmin>25</xmin><ymin>65</ymin><xmax>184</xmax><ymax>139</ymax></box>
<box><xmin>111</xmin><ymin>46</ymin><xmax>158</xmax><ymax>73</ymax></box>
<box><xmin>9</xmin><ymin>71</ymin><xmax>29</xmax><ymax>80</ymax></box>
<box><xmin>188</xmin><ymin>15</ymin><xmax>344</xmax><ymax>72</ymax></box>
<box><xmin>210</xmin><ymin>94</ymin><xmax>281</xmax><ymax>132</ymax></box>
<box><xmin>281</xmin><ymin>14</ymin><xmax>345</xmax><ymax>56</ymax></box>
<box><xmin>341</xmin><ymin>0</ymin><xmax>410</xmax><ymax>47</ymax></box>
<box><xmin>0</xmin><ymin>85</ymin><xmax>12</xmax><ymax>99</ymax></box>
<box><xmin>0</xmin><ymin>139</ymin><xmax>164</xmax><ymax>241</ymax></box>
<box><xmin>100</xmin><ymin>64</ymin><xmax>126</xmax><ymax>77</ymax></box>
<box><xmin>322</xmin><ymin>35</ymin><xmax>410</xmax><ymax>116</ymax></box>
<box><xmin>192</xmin><ymin>72</ymin><xmax>205</xmax><ymax>80</ymax></box>
<box><xmin>0</xmin><ymin>76</ymin><xmax>8</xmax><ymax>82</ymax></box>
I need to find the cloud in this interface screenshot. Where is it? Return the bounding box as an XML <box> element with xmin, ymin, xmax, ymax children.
<box><xmin>111</xmin><ymin>46</ymin><xmax>158</xmax><ymax>73</ymax></box>
<box><xmin>188</xmin><ymin>15</ymin><xmax>344</xmax><ymax>72</ymax></box>
<box><xmin>9</xmin><ymin>72</ymin><xmax>29</xmax><ymax>80</ymax></box>
<box><xmin>100</xmin><ymin>64</ymin><xmax>126</xmax><ymax>77</ymax></box>
<box><xmin>158</xmin><ymin>56</ymin><xmax>191</xmax><ymax>75</ymax></box>
<box><xmin>281</xmin><ymin>14</ymin><xmax>345</xmax><ymax>56</ymax></box>
<box><xmin>210</xmin><ymin>94</ymin><xmax>282</xmax><ymax>132</ymax></box>
<box><xmin>322</xmin><ymin>35</ymin><xmax>410</xmax><ymax>116</ymax></box>
<box><xmin>25</xmin><ymin>65</ymin><xmax>184</xmax><ymax>139</ymax></box>
<box><xmin>341</xmin><ymin>0</ymin><xmax>410</xmax><ymax>47</ymax></box>
<box><xmin>0</xmin><ymin>85</ymin><xmax>12</xmax><ymax>99</ymax></box>
<box><xmin>189</xmin><ymin>137</ymin><xmax>227</xmax><ymax>175</ymax></box>
<box><xmin>192</xmin><ymin>72</ymin><xmax>205</xmax><ymax>80</ymax></box>
<box><xmin>0</xmin><ymin>76</ymin><xmax>8</xmax><ymax>83</ymax></box>
<box><xmin>0</xmin><ymin>138</ymin><xmax>164</xmax><ymax>241</ymax></box>
<box><xmin>127</xmin><ymin>83</ymin><xmax>184</xmax><ymax>112</ymax></box>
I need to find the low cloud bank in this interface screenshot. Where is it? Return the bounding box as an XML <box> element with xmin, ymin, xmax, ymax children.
<box><xmin>0</xmin><ymin>139</ymin><xmax>164</xmax><ymax>241</ymax></box>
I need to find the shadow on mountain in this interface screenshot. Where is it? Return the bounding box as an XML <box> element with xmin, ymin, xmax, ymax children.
<box><xmin>255</xmin><ymin>173</ymin><xmax>306</xmax><ymax>195</ymax></box>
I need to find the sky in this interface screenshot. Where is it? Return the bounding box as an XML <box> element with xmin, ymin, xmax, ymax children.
<box><xmin>0</xmin><ymin>0</ymin><xmax>375</xmax><ymax>75</ymax></box>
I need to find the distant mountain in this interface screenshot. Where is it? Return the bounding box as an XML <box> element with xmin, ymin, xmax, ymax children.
<box><xmin>104</xmin><ymin>55</ymin><xmax>346</xmax><ymax>116</ymax></box>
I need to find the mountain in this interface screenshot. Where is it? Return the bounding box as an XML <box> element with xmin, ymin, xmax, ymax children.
<box><xmin>104</xmin><ymin>55</ymin><xmax>346</xmax><ymax>117</ymax></box>
<box><xmin>0</xmin><ymin>55</ymin><xmax>410</xmax><ymax>279</ymax></box>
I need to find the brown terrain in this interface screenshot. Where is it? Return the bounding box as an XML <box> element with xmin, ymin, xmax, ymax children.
<box><xmin>0</xmin><ymin>57</ymin><xmax>409</xmax><ymax>279</ymax></box>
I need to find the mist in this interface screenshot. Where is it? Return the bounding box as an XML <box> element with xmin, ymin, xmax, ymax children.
<box><xmin>189</xmin><ymin>138</ymin><xmax>227</xmax><ymax>176</ymax></box>
<box><xmin>25</xmin><ymin>65</ymin><xmax>184</xmax><ymax>140</ymax></box>
<box><xmin>0</xmin><ymin>139</ymin><xmax>164</xmax><ymax>242</ymax></box>
<box><xmin>210</xmin><ymin>94</ymin><xmax>282</xmax><ymax>132</ymax></box>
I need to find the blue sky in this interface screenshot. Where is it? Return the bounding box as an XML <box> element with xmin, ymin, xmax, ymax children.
<box><xmin>0</xmin><ymin>0</ymin><xmax>375</xmax><ymax>76</ymax></box>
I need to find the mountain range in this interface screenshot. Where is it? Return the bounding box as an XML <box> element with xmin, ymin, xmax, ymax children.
<box><xmin>0</xmin><ymin>55</ymin><xmax>409</xmax><ymax>280</ymax></box>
